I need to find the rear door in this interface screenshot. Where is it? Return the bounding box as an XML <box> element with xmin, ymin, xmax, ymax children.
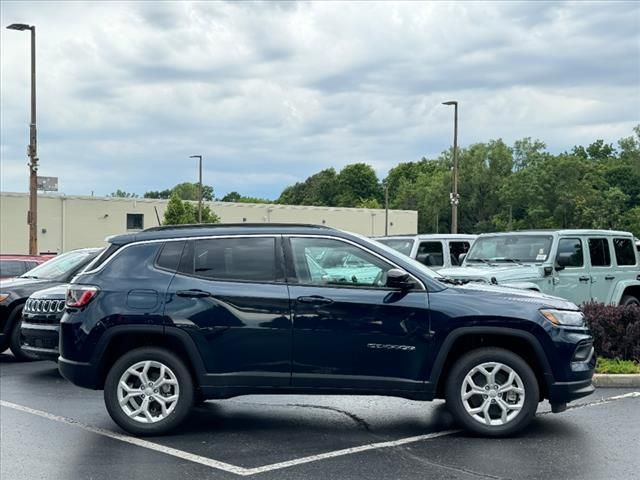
<box><xmin>286</xmin><ymin>236</ymin><xmax>431</xmax><ymax>392</ymax></box>
<box><xmin>587</xmin><ymin>237</ymin><xmax>616</xmax><ymax>303</ymax></box>
<box><xmin>164</xmin><ymin>235</ymin><xmax>292</xmax><ymax>387</ymax></box>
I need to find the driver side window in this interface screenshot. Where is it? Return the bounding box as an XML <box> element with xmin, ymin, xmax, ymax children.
<box><xmin>289</xmin><ymin>237</ymin><xmax>392</xmax><ymax>287</ymax></box>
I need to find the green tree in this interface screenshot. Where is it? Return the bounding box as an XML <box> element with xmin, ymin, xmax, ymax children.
<box><xmin>278</xmin><ymin>168</ymin><xmax>339</xmax><ymax>206</ymax></box>
<box><xmin>163</xmin><ymin>193</ymin><xmax>220</xmax><ymax>225</ymax></box>
<box><xmin>109</xmin><ymin>189</ymin><xmax>138</xmax><ymax>198</ymax></box>
<box><xmin>335</xmin><ymin>163</ymin><xmax>382</xmax><ymax>207</ymax></box>
<box><xmin>145</xmin><ymin>183</ymin><xmax>213</xmax><ymax>201</ymax></box>
<box><xmin>221</xmin><ymin>191</ymin><xmax>272</xmax><ymax>203</ymax></box>
<box><xmin>144</xmin><ymin>189</ymin><xmax>172</xmax><ymax>199</ymax></box>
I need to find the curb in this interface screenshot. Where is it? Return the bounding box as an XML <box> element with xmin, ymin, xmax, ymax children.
<box><xmin>593</xmin><ymin>374</ymin><xmax>640</xmax><ymax>388</ymax></box>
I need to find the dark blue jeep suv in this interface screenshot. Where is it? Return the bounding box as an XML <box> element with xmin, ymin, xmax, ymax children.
<box><xmin>58</xmin><ymin>224</ymin><xmax>595</xmax><ymax>437</ymax></box>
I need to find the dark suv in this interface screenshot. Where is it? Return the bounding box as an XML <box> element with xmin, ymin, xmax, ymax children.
<box><xmin>59</xmin><ymin>224</ymin><xmax>595</xmax><ymax>437</ymax></box>
<box><xmin>0</xmin><ymin>248</ymin><xmax>101</xmax><ymax>360</ymax></box>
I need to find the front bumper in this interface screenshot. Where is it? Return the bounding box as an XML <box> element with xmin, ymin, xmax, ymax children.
<box><xmin>21</xmin><ymin>322</ymin><xmax>59</xmax><ymax>361</ymax></box>
<box><xmin>548</xmin><ymin>377</ymin><xmax>595</xmax><ymax>403</ymax></box>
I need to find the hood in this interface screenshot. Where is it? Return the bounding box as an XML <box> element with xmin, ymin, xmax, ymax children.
<box><xmin>0</xmin><ymin>276</ymin><xmax>51</xmax><ymax>289</ymax></box>
<box><xmin>455</xmin><ymin>281</ymin><xmax>578</xmax><ymax>311</ymax></box>
<box><xmin>29</xmin><ymin>284</ymin><xmax>68</xmax><ymax>299</ymax></box>
<box><xmin>438</xmin><ymin>264</ymin><xmax>543</xmax><ymax>283</ymax></box>
<box><xmin>0</xmin><ymin>276</ymin><xmax>60</xmax><ymax>300</ymax></box>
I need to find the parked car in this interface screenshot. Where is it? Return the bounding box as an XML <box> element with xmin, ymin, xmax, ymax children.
<box><xmin>375</xmin><ymin>234</ymin><xmax>477</xmax><ymax>270</ymax></box>
<box><xmin>0</xmin><ymin>248</ymin><xmax>101</xmax><ymax>360</ymax></box>
<box><xmin>20</xmin><ymin>285</ymin><xmax>67</xmax><ymax>361</ymax></box>
<box><xmin>59</xmin><ymin>224</ymin><xmax>594</xmax><ymax>437</ymax></box>
<box><xmin>438</xmin><ymin>230</ymin><xmax>640</xmax><ymax>306</ymax></box>
<box><xmin>0</xmin><ymin>254</ymin><xmax>52</xmax><ymax>279</ymax></box>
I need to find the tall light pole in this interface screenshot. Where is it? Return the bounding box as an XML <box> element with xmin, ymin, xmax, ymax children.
<box><xmin>189</xmin><ymin>155</ymin><xmax>203</xmax><ymax>223</ymax></box>
<box><xmin>442</xmin><ymin>100</ymin><xmax>459</xmax><ymax>234</ymax></box>
<box><xmin>7</xmin><ymin>23</ymin><xmax>38</xmax><ymax>254</ymax></box>
<box><xmin>384</xmin><ymin>184</ymin><xmax>389</xmax><ymax>236</ymax></box>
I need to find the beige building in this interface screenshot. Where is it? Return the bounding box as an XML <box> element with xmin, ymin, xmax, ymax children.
<box><xmin>0</xmin><ymin>192</ymin><xmax>417</xmax><ymax>254</ymax></box>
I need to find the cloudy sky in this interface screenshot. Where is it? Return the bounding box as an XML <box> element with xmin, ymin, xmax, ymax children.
<box><xmin>1</xmin><ymin>1</ymin><xmax>639</xmax><ymax>200</ymax></box>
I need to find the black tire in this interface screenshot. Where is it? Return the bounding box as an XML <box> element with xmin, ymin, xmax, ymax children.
<box><xmin>620</xmin><ymin>295</ymin><xmax>640</xmax><ymax>307</ymax></box>
<box><xmin>8</xmin><ymin>306</ymin><xmax>39</xmax><ymax>362</ymax></box>
<box><xmin>445</xmin><ymin>347</ymin><xmax>539</xmax><ymax>437</ymax></box>
<box><xmin>104</xmin><ymin>347</ymin><xmax>194</xmax><ymax>436</ymax></box>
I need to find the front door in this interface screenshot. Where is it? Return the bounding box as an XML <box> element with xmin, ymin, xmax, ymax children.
<box><xmin>164</xmin><ymin>236</ymin><xmax>292</xmax><ymax>387</ymax></box>
<box><xmin>553</xmin><ymin>237</ymin><xmax>591</xmax><ymax>304</ymax></box>
<box><xmin>286</xmin><ymin>236</ymin><xmax>432</xmax><ymax>392</ymax></box>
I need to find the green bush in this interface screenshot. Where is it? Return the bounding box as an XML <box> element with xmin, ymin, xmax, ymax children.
<box><xmin>583</xmin><ymin>302</ymin><xmax>640</xmax><ymax>362</ymax></box>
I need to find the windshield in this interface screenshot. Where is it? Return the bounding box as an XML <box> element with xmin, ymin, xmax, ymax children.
<box><xmin>376</xmin><ymin>238</ymin><xmax>415</xmax><ymax>256</ymax></box>
<box><xmin>20</xmin><ymin>250</ymin><xmax>98</xmax><ymax>280</ymax></box>
<box><xmin>362</xmin><ymin>234</ymin><xmax>442</xmax><ymax>279</ymax></box>
<box><xmin>466</xmin><ymin>235</ymin><xmax>554</xmax><ymax>263</ymax></box>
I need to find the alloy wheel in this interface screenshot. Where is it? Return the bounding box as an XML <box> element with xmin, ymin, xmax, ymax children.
<box><xmin>460</xmin><ymin>361</ymin><xmax>525</xmax><ymax>426</ymax></box>
<box><xmin>117</xmin><ymin>360</ymin><xmax>180</xmax><ymax>423</ymax></box>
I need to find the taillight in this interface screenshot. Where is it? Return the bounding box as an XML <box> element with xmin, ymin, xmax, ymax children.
<box><xmin>66</xmin><ymin>285</ymin><xmax>99</xmax><ymax>308</ymax></box>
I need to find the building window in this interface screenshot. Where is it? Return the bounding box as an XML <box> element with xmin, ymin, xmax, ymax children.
<box><xmin>126</xmin><ymin>213</ymin><xmax>144</xmax><ymax>230</ymax></box>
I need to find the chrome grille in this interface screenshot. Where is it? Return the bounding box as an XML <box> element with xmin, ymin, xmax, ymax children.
<box><xmin>24</xmin><ymin>298</ymin><xmax>65</xmax><ymax>314</ymax></box>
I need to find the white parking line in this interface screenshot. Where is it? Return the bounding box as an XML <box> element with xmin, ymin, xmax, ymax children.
<box><xmin>2</xmin><ymin>391</ymin><xmax>639</xmax><ymax>477</ymax></box>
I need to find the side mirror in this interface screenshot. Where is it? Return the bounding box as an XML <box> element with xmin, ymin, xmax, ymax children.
<box><xmin>556</xmin><ymin>252</ymin><xmax>572</xmax><ymax>270</ymax></box>
<box><xmin>458</xmin><ymin>253</ymin><xmax>467</xmax><ymax>264</ymax></box>
<box><xmin>386</xmin><ymin>268</ymin><xmax>414</xmax><ymax>290</ymax></box>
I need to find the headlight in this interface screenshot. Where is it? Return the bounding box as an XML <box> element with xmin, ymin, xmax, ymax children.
<box><xmin>540</xmin><ymin>309</ymin><xmax>585</xmax><ymax>327</ymax></box>
<box><xmin>0</xmin><ymin>294</ymin><xmax>9</xmax><ymax>303</ymax></box>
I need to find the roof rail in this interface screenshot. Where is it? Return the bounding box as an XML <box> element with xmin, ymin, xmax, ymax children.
<box><xmin>142</xmin><ymin>223</ymin><xmax>333</xmax><ymax>232</ymax></box>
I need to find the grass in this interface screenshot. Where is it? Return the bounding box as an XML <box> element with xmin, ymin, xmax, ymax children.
<box><xmin>596</xmin><ymin>358</ymin><xmax>640</xmax><ymax>374</ymax></box>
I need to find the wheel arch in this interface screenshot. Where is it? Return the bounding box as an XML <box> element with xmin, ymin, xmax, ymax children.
<box><xmin>614</xmin><ymin>281</ymin><xmax>640</xmax><ymax>305</ymax></box>
<box><xmin>93</xmin><ymin>325</ymin><xmax>206</xmax><ymax>389</ymax></box>
<box><xmin>429</xmin><ymin>327</ymin><xmax>553</xmax><ymax>401</ymax></box>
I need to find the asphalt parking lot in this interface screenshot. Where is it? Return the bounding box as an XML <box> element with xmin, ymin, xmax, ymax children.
<box><xmin>1</xmin><ymin>354</ymin><xmax>639</xmax><ymax>480</ymax></box>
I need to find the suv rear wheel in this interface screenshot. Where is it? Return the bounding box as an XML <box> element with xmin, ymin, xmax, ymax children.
<box><xmin>620</xmin><ymin>295</ymin><xmax>640</xmax><ymax>306</ymax></box>
<box><xmin>445</xmin><ymin>348</ymin><xmax>539</xmax><ymax>437</ymax></box>
<box><xmin>104</xmin><ymin>347</ymin><xmax>194</xmax><ymax>436</ymax></box>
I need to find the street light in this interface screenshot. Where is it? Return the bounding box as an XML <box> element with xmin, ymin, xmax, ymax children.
<box><xmin>442</xmin><ymin>100</ymin><xmax>459</xmax><ymax>234</ymax></box>
<box><xmin>189</xmin><ymin>155</ymin><xmax>203</xmax><ymax>223</ymax></box>
<box><xmin>7</xmin><ymin>23</ymin><xmax>38</xmax><ymax>254</ymax></box>
<box><xmin>384</xmin><ymin>184</ymin><xmax>389</xmax><ymax>236</ymax></box>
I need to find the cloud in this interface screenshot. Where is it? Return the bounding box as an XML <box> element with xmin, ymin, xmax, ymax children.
<box><xmin>1</xmin><ymin>0</ymin><xmax>638</xmax><ymax>199</ymax></box>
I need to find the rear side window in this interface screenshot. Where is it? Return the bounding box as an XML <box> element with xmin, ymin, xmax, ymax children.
<box><xmin>0</xmin><ymin>260</ymin><xmax>26</xmax><ymax>277</ymax></box>
<box><xmin>449</xmin><ymin>241</ymin><xmax>471</xmax><ymax>266</ymax></box>
<box><xmin>188</xmin><ymin>237</ymin><xmax>277</xmax><ymax>282</ymax></box>
<box><xmin>156</xmin><ymin>241</ymin><xmax>185</xmax><ymax>271</ymax></box>
<box><xmin>557</xmin><ymin>238</ymin><xmax>584</xmax><ymax>267</ymax></box>
<box><xmin>613</xmin><ymin>238</ymin><xmax>637</xmax><ymax>266</ymax></box>
<box><xmin>417</xmin><ymin>241</ymin><xmax>444</xmax><ymax>267</ymax></box>
<box><xmin>588</xmin><ymin>238</ymin><xmax>611</xmax><ymax>267</ymax></box>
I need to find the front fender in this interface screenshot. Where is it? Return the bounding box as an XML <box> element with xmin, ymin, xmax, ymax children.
<box><xmin>611</xmin><ymin>279</ymin><xmax>640</xmax><ymax>305</ymax></box>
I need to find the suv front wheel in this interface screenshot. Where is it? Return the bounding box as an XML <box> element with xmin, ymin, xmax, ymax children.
<box><xmin>445</xmin><ymin>348</ymin><xmax>539</xmax><ymax>437</ymax></box>
<box><xmin>104</xmin><ymin>347</ymin><xmax>194</xmax><ymax>436</ymax></box>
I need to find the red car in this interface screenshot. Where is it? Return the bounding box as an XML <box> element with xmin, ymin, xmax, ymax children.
<box><xmin>0</xmin><ymin>254</ymin><xmax>53</xmax><ymax>279</ymax></box>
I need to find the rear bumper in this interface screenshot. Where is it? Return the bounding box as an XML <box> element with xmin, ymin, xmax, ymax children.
<box><xmin>58</xmin><ymin>357</ymin><xmax>102</xmax><ymax>389</ymax></box>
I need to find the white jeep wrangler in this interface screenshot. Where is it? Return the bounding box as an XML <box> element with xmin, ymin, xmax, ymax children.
<box><xmin>438</xmin><ymin>230</ymin><xmax>640</xmax><ymax>306</ymax></box>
